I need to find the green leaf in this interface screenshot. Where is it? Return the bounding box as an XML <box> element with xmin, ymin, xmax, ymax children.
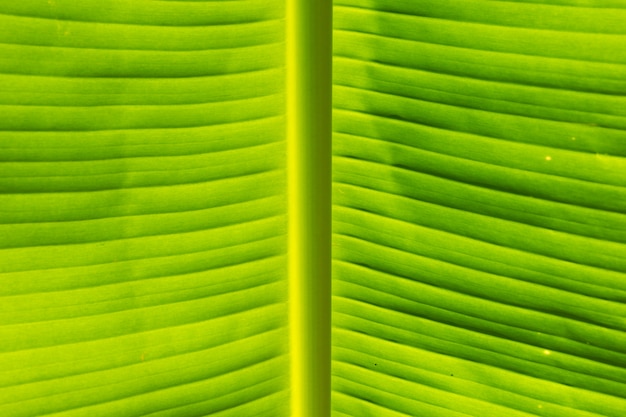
<box><xmin>0</xmin><ymin>1</ymin><xmax>288</xmax><ymax>416</ymax></box>
<box><xmin>1</xmin><ymin>1</ymin><xmax>625</xmax><ymax>416</ymax></box>
<box><xmin>332</xmin><ymin>1</ymin><xmax>626</xmax><ymax>416</ymax></box>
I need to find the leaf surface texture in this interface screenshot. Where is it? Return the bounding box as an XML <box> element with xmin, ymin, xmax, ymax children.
<box><xmin>0</xmin><ymin>1</ymin><xmax>288</xmax><ymax>416</ymax></box>
<box><xmin>332</xmin><ymin>1</ymin><xmax>626</xmax><ymax>416</ymax></box>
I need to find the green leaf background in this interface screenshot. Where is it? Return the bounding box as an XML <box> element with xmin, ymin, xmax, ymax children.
<box><xmin>0</xmin><ymin>1</ymin><xmax>289</xmax><ymax>416</ymax></box>
<box><xmin>332</xmin><ymin>1</ymin><xmax>626</xmax><ymax>416</ymax></box>
<box><xmin>0</xmin><ymin>0</ymin><xmax>625</xmax><ymax>416</ymax></box>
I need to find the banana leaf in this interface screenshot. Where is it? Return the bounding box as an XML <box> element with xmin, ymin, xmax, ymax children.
<box><xmin>0</xmin><ymin>1</ymin><xmax>624</xmax><ymax>416</ymax></box>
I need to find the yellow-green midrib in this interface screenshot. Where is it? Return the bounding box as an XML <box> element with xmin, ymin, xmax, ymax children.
<box><xmin>0</xmin><ymin>1</ymin><xmax>288</xmax><ymax>416</ymax></box>
<box><xmin>332</xmin><ymin>1</ymin><xmax>626</xmax><ymax>416</ymax></box>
